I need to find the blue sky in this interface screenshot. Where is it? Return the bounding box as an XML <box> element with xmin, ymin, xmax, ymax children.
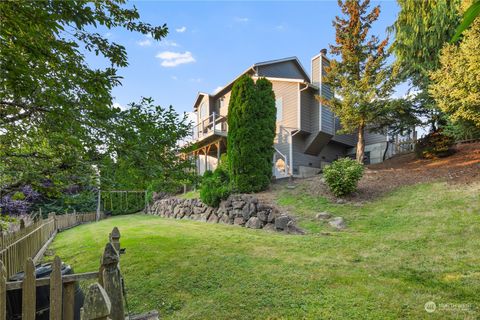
<box><xmin>90</xmin><ymin>1</ymin><xmax>400</xmax><ymax>116</ymax></box>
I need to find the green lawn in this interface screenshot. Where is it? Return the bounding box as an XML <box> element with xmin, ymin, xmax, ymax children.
<box><xmin>49</xmin><ymin>182</ymin><xmax>480</xmax><ymax>319</ymax></box>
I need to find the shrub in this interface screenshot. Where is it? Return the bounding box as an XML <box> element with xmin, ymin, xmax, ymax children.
<box><xmin>227</xmin><ymin>75</ymin><xmax>276</xmax><ymax>193</ymax></box>
<box><xmin>323</xmin><ymin>158</ymin><xmax>364</xmax><ymax>197</ymax></box>
<box><xmin>414</xmin><ymin>130</ymin><xmax>455</xmax><ymax>159</ymax></box>
<box><xmin>199</xmin><ymin>164</ymin><xmax>231</xmax><ymax>207</ymax></box>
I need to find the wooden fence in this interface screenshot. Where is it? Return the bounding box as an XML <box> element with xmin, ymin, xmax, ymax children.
<box><xmin>0</xmin><ymin>227</ymin><xmax>130</xmax><ymax>320</ymax></box>
<box><xmin>0</xmin><ymin>211</ymin><xmax>101</xmax><ymax>279</ymax></box>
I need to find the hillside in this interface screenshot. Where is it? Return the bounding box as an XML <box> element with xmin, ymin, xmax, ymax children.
<box><xmin>263</xmin><ymin>142</ymin><xmax>480</xmax><ymax>204</ymax></box>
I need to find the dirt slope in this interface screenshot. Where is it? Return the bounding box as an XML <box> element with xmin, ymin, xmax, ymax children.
<box><xmin>288</xmin><ymin>142</ymin><xmax>480</xmax><ymax>202</ymax></box>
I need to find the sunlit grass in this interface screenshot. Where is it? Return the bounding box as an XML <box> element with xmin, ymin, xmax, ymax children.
<box><xmin>49</xmin><ymin>182</ymin><xmax>480</xmax><ymax>319</ymax></box>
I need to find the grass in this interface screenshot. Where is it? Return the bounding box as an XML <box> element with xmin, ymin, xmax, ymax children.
<box><xmin>48</xmin><ymin>182</ymin><xmax>480</xmax><ymax>319</ymax></box>
<box><xmin>178</xmin><ymin>190</ymin><xmax>200</xmax><ymax>199</ymax></box>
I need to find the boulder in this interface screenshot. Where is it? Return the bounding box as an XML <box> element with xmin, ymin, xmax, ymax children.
<box><xmin>286</xmin><ymin>221</ymin><xmax>305</xmax><ymax>235</ymax></box>
<box><xmin>257</xmin><ymin>211</ymin><xmax>269</xmax><ymax>222</ymax></box>
<box><xmin>232</xmin><ymin>200</ymin><xmax>245</xmax><ymax>210</ymax></box>
<box><xmin>207</xmin><ymin>214</ymin><xmax>219</xmax><ymax>223</ymax></box>
<box><xmin>329</xmin><ymin>217</ymin><xmax>346</xmax><ymax>230</ymax></box>
<box><xmin>274</xmin><ymin>215</ymin><xmax>292</xmax><ymax>231</ymax></box>
<box><xmin>336</xmin><ymin>199</ymin><xmax>346</xmax><ymax>204</ymax></box>
<box><xmin>315</xmin><ymin>212</ymin><xmax>331</xmax><ymax>220</ymax></box>
<box><xmin>245</xmin><ymin>217</ymin><xmax>262</xmax><ymax>229</ymax></box>
<box><xmin>219</xmin><ymin>214</ymin><xmax>231</xmax><ymax>224</ymax></box>
<box><xmin>233</xmin><ymin>217</ymin><xmax>245</xmax><ymax>226</ymax></box>
<box><xmin>263</xmin><ymin>223</ymin><xmax>276</xmax><ymax>232</ymax></box>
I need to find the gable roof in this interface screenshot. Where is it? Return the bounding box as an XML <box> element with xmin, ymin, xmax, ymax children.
<box><xmin>208</xmin><ymin>56</ymin><xmax>310</xmax><ymax>100</ymax></box>
<box><xmin>253</xmin><ymin>56</ymin><xmax>310</xmax><ymax>82</ymax></box>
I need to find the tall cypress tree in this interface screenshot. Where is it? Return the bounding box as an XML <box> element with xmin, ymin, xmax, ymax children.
<box><xmin>227</xmin><ymin>75</ymin><xmax>276</xmax><ymax>192</ymax></box>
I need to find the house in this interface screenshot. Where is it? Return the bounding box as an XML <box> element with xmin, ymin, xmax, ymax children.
<box><xmin>189</xmin><ymin>50</ymin><xmax>391</xmax><ymax>179</ymax></box>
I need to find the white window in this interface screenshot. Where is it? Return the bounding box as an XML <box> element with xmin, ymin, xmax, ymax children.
<box><xmin>199</xmin><ymin>102</ymin><xmax>208</xmax><ymax>120</ymax></box>
<box><xmin>276</xmin><ymin>97</ymin><xmax>283</xmax><ymax>121</ymax></box>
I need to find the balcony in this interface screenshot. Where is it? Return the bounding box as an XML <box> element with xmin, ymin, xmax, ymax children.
<box><xmin>192</xmin><ymin>112</ymin><xmax>228</xmax><ymax>144</ymax></box>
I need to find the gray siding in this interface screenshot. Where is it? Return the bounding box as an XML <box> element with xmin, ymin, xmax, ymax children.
<box><xmin>292</xmin><ymin>136</ymin><xmax>347</xmax><ymax>171</ymax></box>
<box><xmin>300</xmin><ymin>87</ymin><xmax>317</xmax><ymax>133</ymax></box>
<box><xmin>257</xmin><ymin>61</ymin><xmax>306</xmax><ymax>80</ymax></box>
<box><xmin>271</xmin><ymin>80</ymin><xmax>299</xmax><ymax>129</ymax></box>
<box><xmin>321</xmin><ymin>106</ymin><xmax>335</xmax><ymax>135</ymax></box>
<box><xmin>319</xmin><ymin>57</ymin><xmax>335</xmax><ymax>135</ymax></box>
<box><xmin>311</xmin><ymin>56</ymin><xmax>320</xmax><ymax>86</ymax></box>
<box><xmin>365</xmin><ymin>130</ymin><xmax>387</xmax><ymax>145</ymax></box>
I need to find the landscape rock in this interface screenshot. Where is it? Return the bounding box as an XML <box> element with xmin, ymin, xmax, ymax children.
<box><xmin>329</xmin><ymin>217</ymin><xmax>346</xmax><ymax>230</ymax></box>
<box><xmin>274</xmin><ymin>215</ymin><xmax>293</xmax><ymax>231</ymax></box>
<box><xmin>245</xmin><ymin>217</ymin><xmax>262</xmax><ymax>229</ymax></box>
<box><xmin>315</xmin><ymin>212</ymin><xmax>332</xmax><ymax>220</ymax></box>
<box><xmin>263</xmin><ymin>223</ymin><xmax>276</xmax><ymax>232</ymax></box>
<box><xmin>233</xmin><ymin>217</ymin><xmax>245</xmax><ymax>226</ymax></box>
<box><xmin>147</xmin><ymin>194</ymin><xmax>304</xmax><ymax>234</ymax></box>
<box><xmin>207</xmin><ymin>214</ymin><xmax>219</xmax><ymax>223</ymax></box>
<box><xmin>336</xmin><ymin>199</ymin><xmax>346</xmax><ymax>204</ymax></box>
<box><xmin>286</xmin><ymin>221</ymin><xmax>305</xmax><ymax>235</ymax></box>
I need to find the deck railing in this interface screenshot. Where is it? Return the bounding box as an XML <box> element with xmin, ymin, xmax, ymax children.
<box><xmin>192</xmin><ymin>112</ymin><xmax>228</xmax><ymax>142</ymax></box>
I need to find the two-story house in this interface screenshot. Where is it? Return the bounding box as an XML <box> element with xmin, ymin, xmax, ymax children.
<box><xmin>190</xmin><ymin>50</ymin><xmax>390</xmax><ymax>179</ymax></box>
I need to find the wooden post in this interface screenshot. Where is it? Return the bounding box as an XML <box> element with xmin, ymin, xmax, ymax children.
<box><xmin>80</xmin><ymin>283</ymin><xmax>111</xmax><ymax>320</ymax></box>
<box><xmin>97</xmin><ymin>188</ymin><xmax>101</xmax><ymax>222</ymax></box>
<box><xmin>0</xmin><ymin>261</ymin><xmax>6</xmax><ymax>320</ymax></box>
<box><xmin>101</xmin><ymin>243</ymin><xmax>124</xmax><ymax>320</ymax></box>
<box><xmin>144</xmin><ymin>190</ymin><xmax>148</xmax><ymax>212</ymax></box>
<box><xmin>63</xmin><ymin>282</ymin><xmax>76</xmax><ymax>320</ymax></box>
<box><xmin>109</xmin><ymin>227</ymin><xmax>121</xmax><ymax>253</ymax></box>
<box><xmin>50</xmin><ymin>256</ymin><xmax>63</xmax><ymax>320</ymax></box>
<box><xmin>22</xmin><ymin>258</ymin><xmax>36</xmax><ymax>320</ymax></box>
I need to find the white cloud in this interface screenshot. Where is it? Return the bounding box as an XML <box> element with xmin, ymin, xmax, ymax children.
<box><xmin>160</xmin><ymin>40</ymin><xmax>179</xmax><ymax>47</ymax></box>
<box><xmin>171</xmin><ymin>76</ymin><xmax>178</xmax><ymax>80</ymax></box>
<box><xmin>234</xmin><ymin>17</ymin><xmax>249</xmax><ymax>22</ymax></box>
<box><xmin>137</xmin><ymin>38</ymin><xmax>152</xmax><ymax>47</ymax></box>
<box><xmin>104</xmin><ymin>32</ymin><xmax>113</xmax><ymax>38</ymax></box>
<box><xmin>156</xmin><ymin>51</ymin><xmax>195</xmax><ymax>67</ymax></box>
<box><xmin>275</xmin><ymin>25</ymin><xmax>286</xmax><ymax>31</ymax></box>
<box><xmin>189</xmin><ymin>77</ymin><xmax>203</xmax><ymax>83</ymax></box>
<box><xmin>213</xmin><ymin>86</ymin><xmax>223</xmax><ymax>94</ymax></box>
<box><xmin>176</xmin><ymin>26</ymin><xmax>187</xmax><ymax>33</ymax></box>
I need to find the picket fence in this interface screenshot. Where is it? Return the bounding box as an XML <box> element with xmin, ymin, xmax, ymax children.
<box><xmin>0</xmin><ymin>227</ymin><xmax>137</xmax><ymax>320</ymax></box>
<box><xmin>0</xmin><ymin>211</ymin><xmax>100</xmax><ymax>279</ymax></box>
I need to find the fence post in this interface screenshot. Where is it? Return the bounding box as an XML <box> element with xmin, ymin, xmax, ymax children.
<box><xmin>80</xmin><ymin>283</ymin><xmax>112</xmax><ymax>320</ymax></box>
<box><xmin>101</xmin><ymin>243</ymin><xmax>124</xmax><ymax>320</ymax></box>
<box><xmin>97</xmin><ymin>188</ymin><xmax>101</xmax><ymax>222</ymax></box>
<box><xmin>0</xmin><ymin>260</ymin><xmax>6</xmax><ymax>320</ymax></box>
<box><xmin>109</xmin><ymin>227</ymin><xmax>121</xmax><ymax>253</ymax></box>
<box><xmin>63</xmin><ymin>281</ymin><xmax>76</xmax><ymax>320</ymax></box>
<box><xmin>22</xmin><ymin>258</ymin><xmax>36</xmax><ymax>320</ymax></box>
<box><xmin>50</xmin><ymin>256</ymin><xmax>63</xmax><ymax>320</ymax></box>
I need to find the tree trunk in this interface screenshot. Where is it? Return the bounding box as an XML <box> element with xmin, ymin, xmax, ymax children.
<box><xmin>356</xmin><ymin>123</ymin><xmax>365</xmax><ymax>164</ymax></box>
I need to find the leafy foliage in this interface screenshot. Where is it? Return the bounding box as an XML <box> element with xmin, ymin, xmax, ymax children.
<box><xmin>199</xmin><ymin>168</ymin><xmax>231</xmax><ymax>208</ymax></box>
<box><xmin>0</xmin><ymin>1</ymin><xmax>194</xmax><ymax>215</ymax></box>
<box><xmin>451</xmin><ymin>0</ymin><xmax>480</xmax><ymax>42</ymax></box>
<box><xmin>323</xmin><ymin>158</ymin><xmax>364</xmax><ymax>197</ymax></box>
<box><xmin>227</xmin><ymin>75</ymin><xmax>276</xmax><ymax>192</ymax></box>
<box><xmin>414</xmin><ymin>131</ymin><xmax>455</xmax><ymax>159</ymax></box>
<box><xmin>321</xmin><ymin>0</ymin><xmax>394</xmax><ymax>163</ymax></box>
<box><xmin>389</xmin><ymin>0</ymin><xmax>461</xmax><ymax>129</ymax></box>
<box><xmin>100</xmin><ymin>98</ymin><xmax>194</xmax><ymax>193</ymax></box>
<box><xmin>430</xmin><ymin>18</ymin><xmax>480</xmax><ymax>128</ymax></box>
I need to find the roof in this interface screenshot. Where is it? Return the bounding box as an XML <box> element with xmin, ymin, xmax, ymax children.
<box><xmin>253</xmin><ymin>56</ymin><xmax>311</xmax><ymax>82</ymax></box>
<box><xmin>193</xmin><ymin>56</ymin><xmax>314</xmax><ymax>109</ymax></box>
<box><xmin>214</xmin><ymin>57</ymin><xmax>310</xmax><ymax>96</ymax></box>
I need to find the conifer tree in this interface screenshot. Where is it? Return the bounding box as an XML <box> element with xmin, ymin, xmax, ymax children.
<box><xmin>227</xmin><ymin>75</ymin><xmax>276</xmax><ymax>192</ymax></box>
<box><xmin>321</xmin><ymin>0</ymin><xmax>393</xmax><ymax>163</ymax></box>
